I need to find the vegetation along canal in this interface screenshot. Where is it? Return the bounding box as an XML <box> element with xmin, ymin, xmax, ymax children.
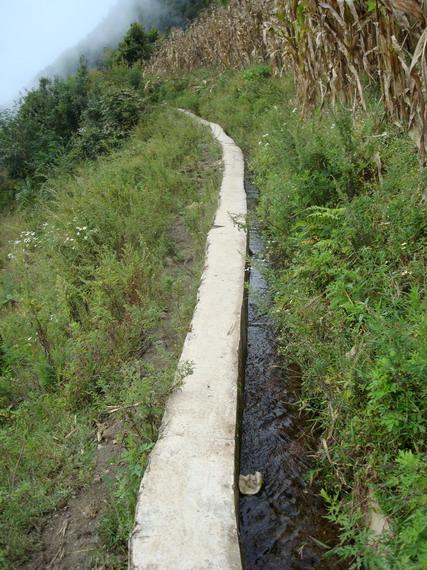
<box><xmin>238</xmin><ymin>180</ymin><xmax>346</xmax><ymax>569</ymax></box>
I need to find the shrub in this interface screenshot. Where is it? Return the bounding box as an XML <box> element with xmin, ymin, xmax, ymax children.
<box><xmin>73</xmin><ymin>85</ymin><xmax>144</xmax><ymax>159</ymax></box>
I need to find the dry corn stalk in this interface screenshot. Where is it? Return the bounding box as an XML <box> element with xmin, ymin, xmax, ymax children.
<box><xmin>149</xmin><ymin>0</ymin><xmax>427</xmax><ymax>160</ymax></box>
<box><xmin>148</xmin><ymin>1</ymin><xmax>277</xmax><ymax>73</ymax></box>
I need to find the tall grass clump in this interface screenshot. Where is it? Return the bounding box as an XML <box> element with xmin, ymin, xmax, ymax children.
<box><xmin>0</xmin><ymin>108</ymin><xmax>221</xmax><ymax>566</ymax></box>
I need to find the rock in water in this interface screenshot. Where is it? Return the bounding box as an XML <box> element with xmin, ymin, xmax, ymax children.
<box><xmin>239</xmin><ymin>471</ymin><xmax>263</xmax><ymax>495</ymax></box>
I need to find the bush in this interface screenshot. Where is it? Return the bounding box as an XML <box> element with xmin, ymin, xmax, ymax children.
<box><xmin>73</xmin><ymin>85</ymin><xmax>144</xmax><ymax>159</ymax></box>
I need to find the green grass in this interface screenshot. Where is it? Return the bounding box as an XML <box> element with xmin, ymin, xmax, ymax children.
<box><xmin>152</xmin><ymin>67</ymin><xmax>427</xmax><ymax>569</ymax></box>
<box><xmin>0</xmin><ymin>107</ymin><xmax>221</xmax><ymax>566</ymax></box>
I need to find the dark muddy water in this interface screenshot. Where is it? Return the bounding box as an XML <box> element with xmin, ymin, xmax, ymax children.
<box><xmin>239</xmin><ymin>181</ymin><xmax>345</xmax><ymax>570</ymax></box>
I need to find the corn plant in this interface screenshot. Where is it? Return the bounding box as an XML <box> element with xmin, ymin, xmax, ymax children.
<box><xmin>149</xmin><ymin>0</ymin><xmax>427</xmax><ymax>160</ymax></box>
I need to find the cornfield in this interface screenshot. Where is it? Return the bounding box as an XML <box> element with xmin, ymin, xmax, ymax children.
<box><xmin>149</xmin><ymin>0</ymin><xmax>275</xmax><ymax>72</ymax></box>
<box><xmin>149</xmin><ymin>0</ymin><xmax>427</xmax><ymax>160</ymax></box>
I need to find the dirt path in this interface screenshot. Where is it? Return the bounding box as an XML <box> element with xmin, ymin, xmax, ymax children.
<box><xmin>21</xmin><ymin>421</ymin><xmax>124</xmax><ymax>570</ymax></box>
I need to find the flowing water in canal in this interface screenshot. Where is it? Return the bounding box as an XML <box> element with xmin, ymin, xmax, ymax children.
<box><xmin>239</xmin><ymin>180</ymin><xmax>346</xmax><ymax>570</ymax></box>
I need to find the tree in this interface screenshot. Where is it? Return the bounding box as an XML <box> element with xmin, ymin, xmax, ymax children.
<box><xmin>114</xmin><ymin>23</ymin><xmax>158</xmax><ymax>66</ymax></box>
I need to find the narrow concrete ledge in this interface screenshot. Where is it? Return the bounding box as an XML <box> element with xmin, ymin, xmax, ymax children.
<box><xmin>129</xmin><ymin>111</ymin><xmax>247</xmax><ymax>570</ymax></box>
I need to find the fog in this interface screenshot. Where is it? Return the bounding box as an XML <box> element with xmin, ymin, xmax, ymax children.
<box><xmin>0</xmin><ymin>1</ymin><xmax>115</xmax><ymax>105</ymax></box>
<box><xmin>0</xmin><ymin>0</ymin><xmax>171</xmax><ymax>107</ymax></box>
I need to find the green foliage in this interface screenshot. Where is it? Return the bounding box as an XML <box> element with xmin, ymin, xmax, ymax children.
<box><xmin>242</xmin><ymin>64</ymin><xmax>272</xmax><ymax>81</ymax></box>
<box><xmin>0</xmin><ymin>57</ymin><xmax>147</xmax><ymax>206</ymax></box>
<box><xmin>153</xmin><ymin>67</ymin><xmax>427</xmax><ymax>568</ymax></box>
<box><xmin>255</xmin><ymin>98</ymin><xmax>427</xmax><ymax>570</ymax></box>
<box><xmin>0</xmin><ymin>108</ymin><xmax>220</xmax><ymax>565</ymax></box>
<box><xmin>113</xmin><ymin>23</ymin><xmax>158</xmax><ymax>66</ymax></box>
<box><xmin>0</xmin><ymin>60</ymin><xmax>90</xmax><ymax>184</ymax></box>
<box><xmin>73</xmin><ymin>84</ymin><xmax>144</xmax><ymax>159</ymax></box>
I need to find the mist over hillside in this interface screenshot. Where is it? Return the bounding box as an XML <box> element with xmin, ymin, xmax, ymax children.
<box><xmin>39</xmin><ymin>0</ymin><xmax>212</xmax><ymax>79</ymax></box>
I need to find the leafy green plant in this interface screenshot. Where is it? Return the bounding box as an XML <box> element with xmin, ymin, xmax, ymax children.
<box><xmin>73</xmin><ymin>85</ymin><xmax>144</xmax><ymax>159</ymax></box>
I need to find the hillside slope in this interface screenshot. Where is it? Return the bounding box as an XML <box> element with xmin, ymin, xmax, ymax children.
<box><xmin>0</xmin><ymin>107</ymin><xmax>220</xmax><ymax>567</ymax></box>
<box><xmin>38</xmin><ymin>0</ymin><xmax>214</xmax><ymax>79</ymax></box>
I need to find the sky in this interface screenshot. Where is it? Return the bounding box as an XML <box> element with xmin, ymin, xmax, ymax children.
<box><xmin>0</xmin><ymin>0</ymin><xmax>116</xmax><ymax>106</ymax></box>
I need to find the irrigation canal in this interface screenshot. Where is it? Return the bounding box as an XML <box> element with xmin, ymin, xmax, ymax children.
<box><xmin>238</xmin><ymin>179</ymin><xmax>346</xmax><ymax>569</ymax></box>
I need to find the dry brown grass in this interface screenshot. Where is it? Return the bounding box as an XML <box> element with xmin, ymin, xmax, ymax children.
<box><xmin>149</xmin><ymin>0</ymin><xmax>427</xmax><ymax>160</ymax></box>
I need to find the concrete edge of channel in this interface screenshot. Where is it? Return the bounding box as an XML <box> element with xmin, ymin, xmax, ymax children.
<box><xmin>129</xmin><ymin>110</ymin><xmax>247</xmax><ymax>570</ymax></box>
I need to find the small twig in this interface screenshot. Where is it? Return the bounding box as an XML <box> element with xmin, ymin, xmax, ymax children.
<box><xmin>106</xmin><ymin>402</ymin><xmax>142</xmax><ymax>414</ymax></box>
<box><xmin>47</xmin><ymin>546</ymin><xmax>65</xmax><ymax>568</ymax></box>
<box><xmin>64</xmin><ymin>427</ymin><xmax>77</xmax><ymax>440</ymax></box>
<box><xmin>56</xmin><ymin>519</ymin><xmax>69</xmax><ymax>537</ymax></box>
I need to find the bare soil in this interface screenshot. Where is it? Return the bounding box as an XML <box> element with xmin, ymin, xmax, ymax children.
<box><xmin>21</xmin><ymin>421</ymin><xmax>124</xmax><ymax>570</ymax></box>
